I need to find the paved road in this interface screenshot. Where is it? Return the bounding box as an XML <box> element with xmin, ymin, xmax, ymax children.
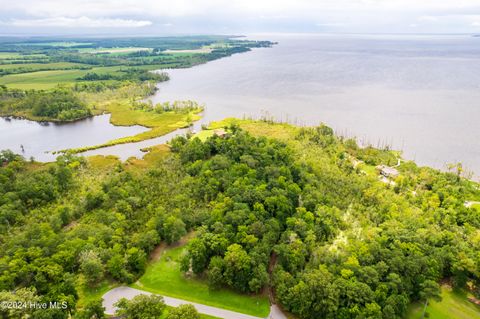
<box><xmin>103</xmin><ymin>286</ymin><xmax>286</xmax><ymax>319</ymax></box>
<box><xmin>268</xmin><ymin>305</ymin><xmax>287</xmax><ymax>319</ymax></box>
<box><xmin>465</xmin><ymin>201</ymin><xmax>480</xmax><ymax>208</ymax></box>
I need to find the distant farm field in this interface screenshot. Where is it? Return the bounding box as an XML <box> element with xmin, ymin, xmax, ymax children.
<box><xmin>164</xmin><ymin>47</ymin><xmax>212</xmax><ymax>54</ymax></box>
<box><xmin>0</xmin><ymin>52</ymin><xmax>23</xmax><ymax>59</ymax></box>
<box><xmin>0</xmin><ymin>66</ymin><xmax>124</xmax><ymax>89</ymax></box>
<box><xmin>18</xmin><ymin>41</ymin><xmax>93</xmax><ymax>47</ymax></box>
<box><xmin>0</xmin><ymin>62</ymin><xmax>88</xmax><ymax>71</ymax></box>
<box><xmin>80</xmin><ymin>47</ymin><xmax>152</xmax><ymax>54</ymax></box>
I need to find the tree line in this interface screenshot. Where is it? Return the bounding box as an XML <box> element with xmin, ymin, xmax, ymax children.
<box><xmin>0</xmin><ymin>122</ymin><xmax>479</xmax><ymax>318</ymax></box>
<box><xmin>0</xmin><ymin>86</ymin><xmax>91</xmax><ymax>121</ymax></box>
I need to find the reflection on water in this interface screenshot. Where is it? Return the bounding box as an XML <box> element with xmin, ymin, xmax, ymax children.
<box><xmin>149</xmin><ymin>33</ymin><xmax>480</xmax><ymax>177</ymax></box>
<box><xmin>0</xmin><ymin>114</ymin><xmax>148</xmax><ymax>162</ymax></box>
<box><xmin>79</xmin><ymin>121</ymin><xmax>203</xmax><ymax>160</ymax></box>
<box><xmin>1</xmin><ymin>34</ymin><xmax>479</xmax><ymax>178</ymax></box>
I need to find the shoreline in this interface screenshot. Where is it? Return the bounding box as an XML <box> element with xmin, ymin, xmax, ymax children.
<box><xmin>55</xmin><ymin>108</ymin><xmax>203</xmax><ymax>155</ymax></box>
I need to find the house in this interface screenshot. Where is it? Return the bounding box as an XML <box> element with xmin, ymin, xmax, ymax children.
<box><xmin>213</xmin><ymin>128</ymin><xmax>228</xmax><ymax>138</ymax></box>
<box><xmin>376</xmin><ymin>165</ymin><xmax>399</xmax><ymax>178</ymax></box>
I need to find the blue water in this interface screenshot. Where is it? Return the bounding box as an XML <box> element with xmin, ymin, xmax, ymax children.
<box><xmin>1</xmin><ymin>33</ymin><xmax>479</xmax><ymax>177</ymax></box>
<box><xmin>151</xmin><ymin>33</ymin><xmax>480</xmax><ymax>177</ymax></box>
<box><xmin>0</xmin><ymin>114</ymin><xmax>148</xmax><ymax>162</ymax></box>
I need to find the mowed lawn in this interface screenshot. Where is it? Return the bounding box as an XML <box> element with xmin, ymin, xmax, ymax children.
<box><xmin>406</xmin><ymin>286</ymin><xmax>480</xmax><ymax>319</ymax></box>
<box><xmin>133</xmin><ymin>244</ymin><xmax>270</xmax><ymax>318</ymax></box>
<box><xmin>76</xmin><ymin>277</ymin><xmax>117</xmax><ymax>309</ymax></box>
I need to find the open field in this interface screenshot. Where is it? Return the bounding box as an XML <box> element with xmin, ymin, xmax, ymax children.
<box><xmin>194</xmin><ymin>129</ymin><xmax>215</xmax><ymax>141</ymax></box>
<box><xmin>133</xmin><ymin>243</ymin><xmax>270</xmax><ymax>317</ymax></box>
<box><xmin>0</xmin><ymin>66</ymin><xmax>125</xmax><ymax>89</ymax></box>
<box><xmin>0</xmin><ymin>64</ymin><xmax>168</xmax><ymax>89</ymax></box>
<box><xmin>0</xmin><ymin>36</ymin><xmax>272</xmax><ymax>91</ymax></box>
<box><xmin>164</xmin><ymin>47</ymin><xmax>213</xmax><ymax>54</ymax></box>
<box><xmin>17</xmin><ymin>41</ymin><xmax>93</xmax><ymax>47</ymax></box>
<box><xmin>208</xmin><ymin>118</ymin><xmax>298</xmax><ymax>141</ymax></box>
<box><xmin>81</xmin><ymin>47</ymin><xmax>152</xmax><ymax>54</ymax></box>
<box><xmin>0</xmin><ymin>62</ymin><xmax>87</xmax><ymax>70</ymax></box>
<box><xmin>0</xmin><ymin>69</ymin><xmax>83</xmax><ymax>89</ymax></box>
<box><xmin>406</xmin><ymin>286</ymin><xmax>480</xmax><ymax>319</ymax></box>
<box><xmin>0</xmin><ymin>52</ymin><xmax>23</xmax><ymax>59</ymax></box>
<box><xmin>77</xmin><ymin>278</ymin><xmax>220</xmax><ymax>318</ymax></box>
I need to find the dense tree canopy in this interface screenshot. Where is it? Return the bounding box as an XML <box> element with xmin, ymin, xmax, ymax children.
<box><xmin>0</xmin><ymin>121</ymin><xmax>479</xmax><ymax>319</ymax></box>
<box><xmin>0</xmin><ymin>86</ymin><xmax>91</xmax><ymax>121</ymax></box>
<box><xmin>173</xmin><ymin>124</ymin><xmax>480</xmax><ymax>319</ymax></box>
<box><xmin>166</xmin><ymin>304</ymin><xmax>200</xmax><ymax>319</ymax></box>
<box><xmin>115</xmin><ymin>294</ymin><xmax>166</xmax><ymax>319</ymax></box>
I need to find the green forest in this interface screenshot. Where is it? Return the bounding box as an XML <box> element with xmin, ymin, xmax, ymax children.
<box><xmin>0</xmin><ymin>36</ymin><xmax>273</xmax><ymax>121</ymax></box>
<box><xmin>0</xmin><ymin>119</ymin><xmax>479</xmax><ymax>318</ymax></box>
<box><xmin>0</xmin><ymin>36</ymin><xmax>273</xmax><ymax>154</ymax></box>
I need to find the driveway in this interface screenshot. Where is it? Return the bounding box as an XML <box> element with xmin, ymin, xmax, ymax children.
<box><xmin>102</xmin><ymin>286</ymin><xmax>286</xmax><ymax>319</ymax></box>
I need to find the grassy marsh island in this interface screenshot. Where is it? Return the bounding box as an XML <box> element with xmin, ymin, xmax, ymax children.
<box><xmin>0</xmin><ymin>36</ymin><xmax>274</xmax><ymax>153</ymax></box>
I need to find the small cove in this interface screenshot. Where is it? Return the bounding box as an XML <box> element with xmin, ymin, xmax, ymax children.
<box><xmin>0</xmin><ymin>114</ymin><xmax>149</xmax><ymax>162</ymax></box>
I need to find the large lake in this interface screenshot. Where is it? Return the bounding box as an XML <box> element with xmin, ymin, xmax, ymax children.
<box><xmin>0</xmin><ymin>34</ymin><xmax>479</xmax><ymax>177</ymax></box>
<box><xmin>151</xmin><ymin>33</ymin><xmax>480</xmax><ymax>177</ymax></box>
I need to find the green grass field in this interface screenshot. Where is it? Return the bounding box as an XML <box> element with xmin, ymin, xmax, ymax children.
<box><xmin>0</xmin><ymin>63</ymin><xmax>169</xmax><ymax>89</ymax></box>
<box><xmin>0</xmin><ymin>69</ymin><xmax>82</xmax><ymax>89</ymax></box>
<box><xmin>0</xmin><ymin>52</ymin><xmax>23</xmax><ymax>59</ymax></box>
<box><xmin>133</xmin><ymin>243</ymin><xmax>270</xmax><ymax>318</ymax></box>
<box><xmin>406</xmin><ymin>286</ymin><xmax>480</xmax><ymax>319</ymax></box>
<box><xmin>76</xmin><ymin>276</ymin><xmax>117</xmax><ymax>308</ymax></box>
<box><xmin>0</xmin><ymin>62</ymin><xmax>88</xmax><ymax>71</ymax></box>
<box><xmin>76</xmin><ymin>276</ymin><xmax>219</xmax><ymax>318</ymax></box>
<box><xmin>164</xmin><ymin>47</ymin><xmax>212</xmax><ymax>54</ymax></box>
<box><xmin>19</xmin><ymin>41</ymin><xmax>93</xmax><ymax>47</ymax></box>
<box><xmin>0</xmin><ymin>52</ymin><xmax>48</xmax><ymax>62</ymax></box>
<box><xmin>208</xmin><ymin>118</ymin><xmax>298</xmax><ymax>141</ymax></box>
<box><xmin>0</xmin><ymin>66</ymin><xmax>124</xmax><ymax>89</ymax></box>
<box><xmin>80</xmin><ymin>47</ymin><xmax>152</xmax><ymax>54</ymax></box>
<box><xmin>357</xmin><ymin>162</ymin><xmax>378</xmax><ymax>176</ymax></box>
<box><xmin>194</xmin><ymin>129</ymin><xmax>215</xmax><ymax>141</ymax></box>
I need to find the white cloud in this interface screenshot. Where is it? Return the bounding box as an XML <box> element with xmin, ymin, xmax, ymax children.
<box><xmin>418</xmin><ymin>16</ymin><xmax>438</xmax><ymax>22</ymax></box>
<box><xmin>3</xmin><ymin>16</ymin><xmax>152</xmax><ymax>28</ymax></box>
<box><xmin>316</xmin><ymin>23</ymin><xmax>347</xmax><ymax>27</ymax></box>
<box><xmin>2</xmin><ymin>0</ymin><xmax>480</xmax><ymax>33</ymax></box>
<box><xmin>3</xmin><ymin>0</ymin><xmax>480</xmax><ymax>19</ymax></box>
<box><xmin>472</xmin><ymin>21</ymin><xmax>480</xmax><ymax>27</ymax></box>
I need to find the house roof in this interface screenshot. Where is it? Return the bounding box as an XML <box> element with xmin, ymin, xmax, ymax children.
<box><xmin>214</xmin><ymin>128</ymin><xmax>228</xmax><ymax>136</ymax></box>
<box><xmin>377</xmin><ymin>165</ymin><xmax>399</xmax><ymax>177</ymax></box>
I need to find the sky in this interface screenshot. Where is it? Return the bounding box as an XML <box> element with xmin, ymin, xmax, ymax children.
<box><xmin>1</xmin><ymin>0</ymin><xmax>480</xmax><ymax>36</ymax></box>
